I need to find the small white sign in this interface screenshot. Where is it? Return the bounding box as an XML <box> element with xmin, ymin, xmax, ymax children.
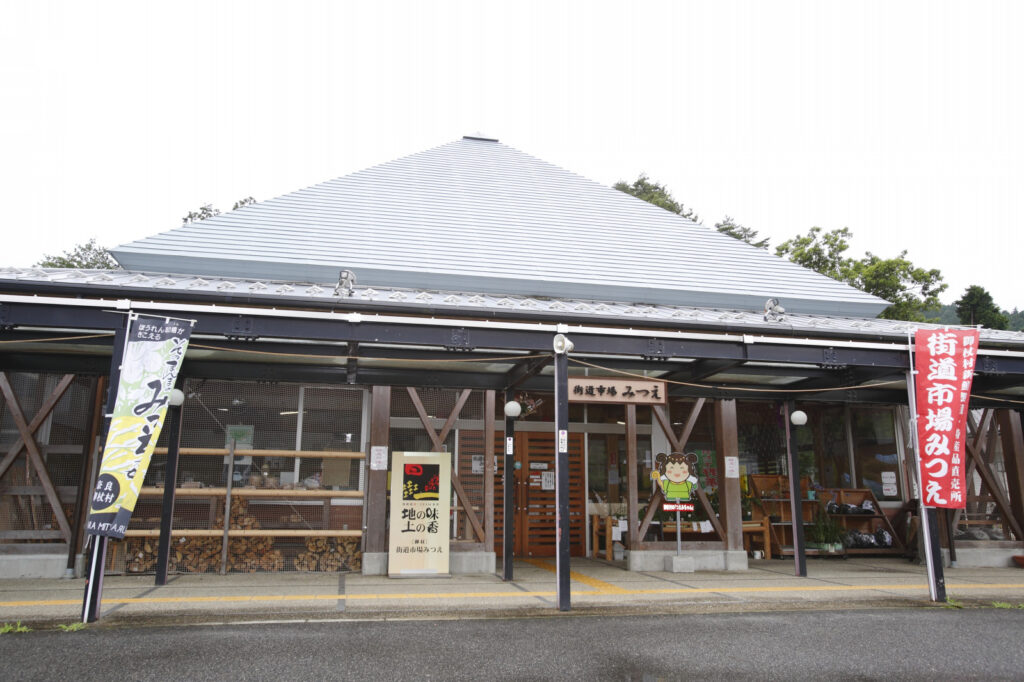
<box><xmin>882</xmin><ymin>471</ymin><xmax>896</xmax><ymax>484</ymax></box>
<box><xmin>558</xmin><ymin>429</ymin><xmax>568</xmax><ymax>453</ymax></box>
<box><xmin>471</xmin><ymin>454</ymin><xmax>484</xmax><ymax>474</ymax></box>
<box><xmin>883</xmin><ymin>483</ymin><xmax>898</xmax><ymax>496</ymax></box>
<box><xmin>541</xmin><ymin>471</ymin><xmax>555</xmax><ymax>490</ymax></box>
<box><xmin>370</xmin><ymin>446</ymin><xmax>388</xmax><ymax>471</ymax></box>
<box><xmin>530</xmin><ymin>462</ymin><xmax>549</xmax><ymax>470</ymax></box>
<box><xmin>612</xmin><ymin>527</ymin><xmax>622</xmax><ymax>542</ymax></box>
<box><xmin>725</xmin><ymin>456</ymin><xmax>740</xmax><ymax>479</ymax></box>
<box><xmin>505</xmin><ymin>436</ymin><xmax>514</xmax><ymax>455</ymax></box>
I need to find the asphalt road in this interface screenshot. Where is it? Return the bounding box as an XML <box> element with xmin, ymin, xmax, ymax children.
<box><xmin>3</xmin><ymin>608</ymin><xmax>1024</xmax><ymax>681</ymax></box>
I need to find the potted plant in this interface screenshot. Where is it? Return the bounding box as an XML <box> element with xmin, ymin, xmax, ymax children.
<box><xmin>806</xmin><ymin>511</ymin><xmax>827</xmax><ymax>550</ymax></box>
<box><xmin>822</xmin><ymin>513</ymin><xmax>844</xmax><ymax>553</ymax></box>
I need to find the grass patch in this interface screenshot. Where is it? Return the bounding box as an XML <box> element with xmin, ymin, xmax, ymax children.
<box><xmin>0</xmin><ymin>621</ymin><xmax>32</xmax><ymax>634</ymax></box>
<box><xmin>56</xmin><ymin>622</ymin><xmax>87</xmax><ymax>632</ymax></box>
<box><xmin>991</xmin><ymin>601</ymin><xmax>1014</xmax><ymax>609</ymax></box>
<box><xmin>943</xmin><ymin>598</ymin><xmax>964</xmax><ymax>609</ymax></box>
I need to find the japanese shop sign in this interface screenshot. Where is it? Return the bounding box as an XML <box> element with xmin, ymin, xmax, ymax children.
<box><xmin>568</xmin><ymin>377</ymin><xmax>666</xmax><ymax>404</ymax></box>
<box><xmin>86</xmin><ymin>314</ymin><xmax>193</xmax><ymax>538</ymax></box>
<box><xmin>388</xmin><ymin>451</ymin><xmax>451</xmax><ymax>576</ymax></box>
<box><xmin>912</xmin><ymin>329</ymin><xmax>979</xmax><ymax>509</ymax></box>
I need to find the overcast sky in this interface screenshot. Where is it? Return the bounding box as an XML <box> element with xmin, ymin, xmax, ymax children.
<box><xmin>2</xmin><ymin>1</ymin><xmax>1021</xmax><ymax>310</ymax></box>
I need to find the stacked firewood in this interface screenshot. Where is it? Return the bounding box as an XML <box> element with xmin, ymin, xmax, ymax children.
<box><xmin>215</xmin><ymin>498</ymin><xmax>280</xmax><ymax>573</ymax></box>
<box><xmin>125</xmin><ymin>497</ymin><xmax>284</xmax><ymax>573</ymax></box>
<box><xmin>125</xmin><ymin>539</ymin><xmax>159</xmax><ymax>573</ymax></box>
<box><xmin>293</xmin><ymin>537</ymin><xmax>361</xmax><ymax>572</ymax></box>
<box><xmin>171</xmin><ymin>535</ymin><xmax>221</xmax><ymax>573</ymax></box>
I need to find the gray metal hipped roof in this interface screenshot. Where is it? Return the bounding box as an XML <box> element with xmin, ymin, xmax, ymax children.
<box><xmin>112</xmin><ymin>136</ymin><xmax>889</xmax><ymax>317</ymax></box>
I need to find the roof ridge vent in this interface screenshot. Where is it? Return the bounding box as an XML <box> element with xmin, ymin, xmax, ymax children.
<box><xmin>463</xmin><ymin>133</ymin><xmax>498</xmax><ymax>142</ymax></box>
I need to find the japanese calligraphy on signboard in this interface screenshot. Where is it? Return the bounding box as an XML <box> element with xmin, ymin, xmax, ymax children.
<box><xmin>388</xmin><ymin>451</ymin><xmax>451</xmax><ymax>576</ymax></box>
<box><xmin>568</xmin><ymin>377</ymin><xmax>666</xmax><ymax>404</ymax></box>
<box><xmin>912</xmin><ymin>329</ymin><xmax>979</xmax><ymax>509</ymax></box>
<box><xmin>86</xmin><ymin>314</ymin><xmax>193</xmax><ymax>538</ymax></box>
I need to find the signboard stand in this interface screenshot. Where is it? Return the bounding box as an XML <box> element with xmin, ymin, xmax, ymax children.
<box><xmin>906</xmin><ymin>368</ymin><xmax>946</xmax><ymax>602</ymax></box>
<box><xmin>81</xmin><ymin>535</ymin><xmax>107</xmax><ymax>623</ymax></box>
<box><xmin>674</xmin><ymin>509</ymin><xmax>682</xmax><ymax>555</ymax></box>
<box><xmin>80</xmin><ymin>313</ymin><xmax>193</xmax><ymax>623</ymax></box>
<box><xmin>81</xmin><ymin>314</ymin><xmax>128</xmax><ymax>624</ymax></box>
<box><xmin>388</xmin><ymin>451</ymin><xmax>451</xmax><ymax>576</ymax></box>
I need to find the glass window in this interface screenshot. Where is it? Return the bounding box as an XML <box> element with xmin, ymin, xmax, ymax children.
<box><xmin>799</xmin><ymin>405</ymin><xmax>850</xmax><ymax>489</ymax></box>
<box><xmin>736</xmin><ymin>401</ymin><xmax>786</xmax><ymax>477</ymax></box>
<box><xmin>850</xmin><ymin>407</ymin><xmax>902</xmax><ymax>501</ymax></box>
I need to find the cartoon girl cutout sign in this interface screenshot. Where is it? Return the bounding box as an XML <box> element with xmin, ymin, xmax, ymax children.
<box><xmin>652</xmin><ymin>452</ymin><xmax>699</xmax><ymax>500</ymax></box>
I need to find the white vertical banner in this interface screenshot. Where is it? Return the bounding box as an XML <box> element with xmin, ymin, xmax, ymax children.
<box><xmin>86</xmin><ymin>313</ymin><xmax>193</xmax><ymax>538</ymax></box>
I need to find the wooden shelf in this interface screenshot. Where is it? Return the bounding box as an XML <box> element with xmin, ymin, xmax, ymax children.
<box><xmin>122</xmin><ymin>528</ymin><xmax>362</xmax><ymax>538</ymax></box>
<box><xmin>153</xmin><ymin>447</ymin><xmax>365</xmax><ymax>460</ymax></box>
<box><xmin>139</xmin><ymin>487</ymin><xmax>363</xmax><ymax>499</ymax></box>
<box><xmin>748</xmin><ymin>474</ymin><xmax>817</xmax><ymax>557</ymax></box>
<box><xmin>820</xmin><ymin>488</ymin><xmax>904</xmax><ymax>554</ymax></box>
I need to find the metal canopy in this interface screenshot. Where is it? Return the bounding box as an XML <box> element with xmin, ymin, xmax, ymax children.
<box><xmin>2</xmin><ymin>293</ymin><xmax>1024</xmax><ymax>408</ymax></box>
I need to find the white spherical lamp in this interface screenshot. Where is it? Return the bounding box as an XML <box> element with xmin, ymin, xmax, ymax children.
<box><xmin>504</xmin><ymin>401</ymin><xmax>523</xmax><ymax>419</ymax></box>
<box><xmin>790</xmin><ymin>409</ymin><xmax>808</xmax><ymax>426</ymax></box>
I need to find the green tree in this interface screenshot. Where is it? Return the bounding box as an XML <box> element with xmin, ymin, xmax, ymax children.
<box><xmin>774</xmin><ymin>226</ymin><xmax>855</xmax><ymax>281</ymax></box>
<box><xmin>1006</xmin><ymin>308</ymin><xmax>1024</xmax><ymax>332</ymax></box>
<box><xmin>614</xmin><ymin>174</ymin><xmax>700</xmax><ymax>222</ymax></box>
<box><xmin>954</xmin><ymin>285</ymin><xmax>1009</xmax><ymax>329</ymax></box>
<box><xmin>775</xmin><ymin>226</ymin><xmax>946</xmax><ymax>321</ymax></box>
<box><xmin>931</xmin><ymin>303</ymin><xmax>960</xmax><ymax>326</ymax></box>
<box><xmin>232</xmin><ymin>196</ymin><xmax>256</xmax><ymax>210</ymax></box>
<box><xmin>35</xmin><ymin>238</ymin><xmax>120</xmax><ymax>269</ymax></box>
<box><xmin>847</xmin><ymin>251</ymin><xmax>946</xmax><ymax>321</ymax></box>
<box><xmin>715</xmin><ymin>215</ymin><xmax>769</xmax><ymax>249</ymax></box>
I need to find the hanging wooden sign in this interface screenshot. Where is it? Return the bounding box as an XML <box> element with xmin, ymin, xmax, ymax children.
<box><xmin>568</xmin><ymin>377</ymin><xmax>666</xmax><ymax>404</ymax></box>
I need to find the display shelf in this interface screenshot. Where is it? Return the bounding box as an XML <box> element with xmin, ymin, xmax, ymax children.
<box><xmin>748</xmin><ymin>474</ymin><xmax>819</xmax><ymax>557</ymax></box>
<box><xmin>819</xmin><ymin>488</ymin><xmax>903</xmax><ymax>555</ymax></box>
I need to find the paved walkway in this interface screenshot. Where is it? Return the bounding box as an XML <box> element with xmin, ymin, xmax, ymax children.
<box><xmin>3</xmin><ymin>557</ymin><xmax>1024</xmax><ymax>627</ymax></box>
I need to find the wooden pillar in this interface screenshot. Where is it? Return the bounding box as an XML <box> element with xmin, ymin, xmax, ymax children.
<box><xmin>625</xmin><ymin>404</ymin><xmax>639</xmax><ymax>550</ymax></box>
<box><xmin>483</xmin><ymin>390</ymin><xmax>495</xmax><ymax>552</ymax></box>
<box><xmin>713</xmin><ymin>399</ymin><xmax>743</xmax><ymax>552</ymax></box>
<box><xmin>997</xmin><ymin>409</ymin><xmax>1024</xmax><ymax>535</ymax></box>
<box><xmin>363</xmin><ymin>385</ymin><xmax>391</xmax><ymax>556</ymax></box>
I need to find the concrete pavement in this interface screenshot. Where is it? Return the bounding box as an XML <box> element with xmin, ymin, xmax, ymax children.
<box><xmin>3</xmin><ymin>557</ymin><xmax>1024</xmax><ymax>628</ymax></box>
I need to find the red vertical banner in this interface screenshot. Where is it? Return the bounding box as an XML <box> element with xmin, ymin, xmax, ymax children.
<box><xmin>913</xmin><ymin>329</ymin><xmax>979</xmax><ymax>509</ymax></box>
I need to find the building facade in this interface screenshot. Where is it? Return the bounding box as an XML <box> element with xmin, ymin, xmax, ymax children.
<box><xmin>2</xmin><ymin>137</ymin><xmax>1023</xmax><ymax>577</ymax></box>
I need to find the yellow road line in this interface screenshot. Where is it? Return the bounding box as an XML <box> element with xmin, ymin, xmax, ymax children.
<box><xmin>523</xmin><ymin>558</ymin><xmax>629</xmax><ymax>594</ymax></box>
<box><xmin>2</xmin><ymin>583</ymin><xmax>1023</xmax><ymax>609</ymax></box>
